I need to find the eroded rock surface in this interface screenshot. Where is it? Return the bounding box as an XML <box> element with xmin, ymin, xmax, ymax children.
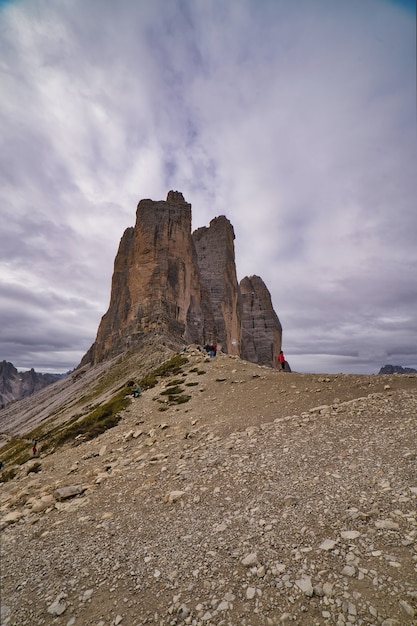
<box><xmin>82</xmin><ymin>192</ymin><xmax>282</xmax><ymax>368</ymax></box>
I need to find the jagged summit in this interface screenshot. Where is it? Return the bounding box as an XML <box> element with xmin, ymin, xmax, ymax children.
<box><xmin>81</xmin><ymin>192</ymin><xmax>282</xmax><ymax>368</ymax></box>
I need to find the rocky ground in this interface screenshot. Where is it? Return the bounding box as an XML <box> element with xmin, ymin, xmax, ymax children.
<box><xmin>1</xmin><ymin>348</ymin><xmax>416</xmax><ymax>626</ymax></box>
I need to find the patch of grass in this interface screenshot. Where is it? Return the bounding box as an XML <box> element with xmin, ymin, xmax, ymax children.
<box><xmin>0</xmin><ymin>468</ymin><xmax>17</xmax><ymax>483</ymax></box>
<box><xmin>215</xmin><ymin>378</ymin><xmax>227</xmax><ymax>382</ymax></box>
<box><xmin>50</xmin><ymin>386</ymin><xmax>132</xmax><ymax>447</ymax></box>
<box><xmin>185</xmin><ymin>382</ymin><xmax>198</xmax><ymax>387</ymax></box>
<box><xmin>166</xmin><ymin>379</ymin><xmax>185</xmax><ymax>386</ymax></box>
<box><xmin>138</xmin><ymin>354</ymin><xmax>189</xmax><ymax>390</ymax></box>
<box><xmin>160</xmin><ymin>386</ymin><xmax>184</xmax><ymax>396</ymax></box>
<box><xmin>0</xmin><ymin>438</ymin><xmax>32</xmax><ymax>468</ymax></box>
<box><xmin>197</xmin><ymin>370</ymin><xmax>206</xmax><ymax>375</ymax></box>
<box><xmin>168</xmin><ymin>394</ymin><xmax>191</xmax><ymax>405</ymax></box>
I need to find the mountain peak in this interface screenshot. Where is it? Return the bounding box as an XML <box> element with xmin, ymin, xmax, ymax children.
<box><xmin>81</xmin><ymin>193</ymin><xmax>282</xmax><ymax>368</ymax></box>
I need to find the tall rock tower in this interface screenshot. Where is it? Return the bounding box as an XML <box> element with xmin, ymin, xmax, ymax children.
<box><xmin>193</xmin><ymin>217</ymin><xmax>241</xmax><ymax>356</ymax></box>
<box><xmin>240</xmin><ymin>275</ymin><xmax>283</xmax><ymax>367</ymax></box>
<box><xmin>81</xmin><ymin>191</ymin><xmax>283</xmax><ymax>368</ymax></box>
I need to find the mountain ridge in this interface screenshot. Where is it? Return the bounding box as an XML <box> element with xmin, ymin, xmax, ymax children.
<box><xmin>0</xmin><ymin>360</ymin><xmax>65</xmax><ymax>409</ymax></box>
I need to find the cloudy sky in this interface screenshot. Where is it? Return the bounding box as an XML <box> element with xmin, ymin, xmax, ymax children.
<box><xmin>1</xmin><ymin>0</ymin><xmax>416</xmax><ymax>375</ymax></box>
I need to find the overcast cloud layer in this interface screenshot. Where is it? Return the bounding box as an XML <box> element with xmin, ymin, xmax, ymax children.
<box><xmin>1</xmin><ymin>0</ymin><xmax>416</xmax><ymax>374</ymax></box>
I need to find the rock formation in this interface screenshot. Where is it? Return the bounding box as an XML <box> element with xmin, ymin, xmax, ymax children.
<box><xmin>239</xmin><ymin>275</ymin><xmax>283</xmax><ymax>367</ymax></box>
<box><xmin>193</xmin><ymin>216</ymin><xmax>241</xmax><ymax>356</ymax></box>
<box><xmin>82</xmin><ymin>191</ymin><xmax>282</xmax><ymax>368</ymax></box>
<box><xmin>0</xmin><ymin>361</ymin><xmax>63</xmax><ymax>409</ymax></box>
<box><xmin>379</xmin><ymin>364</ymin><xmax>417</xmax><ymax>375</ymax></box>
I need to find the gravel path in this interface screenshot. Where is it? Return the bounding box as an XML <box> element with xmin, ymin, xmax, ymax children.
<box><xmin>1</xmin><ymin>349</ymin><xmax>416</xmax><ymax>625</ymax></box>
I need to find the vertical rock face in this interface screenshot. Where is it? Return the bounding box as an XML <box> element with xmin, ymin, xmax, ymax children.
<box><xmin>240</xmin><ymin>276</ymin><xmax>283</xmax><ymax>367</ymax></box>
<box><xmin>193</xmin><ymin>217</ymin><xmax>241</xmax><ymax>355</ymax></box>
<box><xmin>88</xmin><ymin>191</ymin><xmax>212</xmax><ymax>363</ymax></box>
<box><xmin>83</xmin><ymin>192</ymin><xmax>282</xmax><ymax>368</ymax></box>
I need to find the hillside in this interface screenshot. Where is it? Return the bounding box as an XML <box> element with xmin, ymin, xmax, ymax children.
<box><xmin>1</xmin><ymin>348</ymin><xmax>416</xmax><ymax>625</ymax></box>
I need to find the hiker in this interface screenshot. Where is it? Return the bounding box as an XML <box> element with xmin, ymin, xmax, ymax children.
<box><xmin>278</xmin><ymin>350</ymin><xmax>286</xmax><ymax>371</ymax></box>
<box><xmin>133</xmin><ymin>385</ymin><xmax>142</xmax><ymax>398</ymax></box>
<box><xmin>32</xmin><ymin>439</ymin><xmax>38</xmax><ymax>456</ymax></box>
<box><xmin>212</xmin><ymin>343</ymin><xmax>217</xmax><ymax>357</ymax></box>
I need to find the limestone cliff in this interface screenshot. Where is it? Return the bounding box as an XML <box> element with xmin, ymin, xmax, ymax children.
<box><xmin>82</xmin><ymin>191</ymin><xmax>282</xmax><ymax>368</ymax></box>
<box><xmin>193</xmin><ymin>217</ymin><xmax>241</xmax><ymax>356</ymax></box>
<box><xmin>240</xmin><ymin>276</ymin><xmax>283</xmax><ymax>367</ymax></box>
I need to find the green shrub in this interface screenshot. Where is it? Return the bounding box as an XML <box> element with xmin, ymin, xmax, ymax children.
<box><xmin>0</xmin><ymin>468</ymin><xmax>17</xmax><ymax>483</ymax></box>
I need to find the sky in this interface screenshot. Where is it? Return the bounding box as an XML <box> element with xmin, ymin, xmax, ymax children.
<box><xmin>0</xmin><ymin>0</ymin><xmax>416</xmax><ymax>375</ymax></box>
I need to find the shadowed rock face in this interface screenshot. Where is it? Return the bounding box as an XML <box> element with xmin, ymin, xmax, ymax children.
<box><xmin>193</xmin><ymin>216</ymin><xmax>241</xmax><ymax>356</ymax></box>
<box><xmin>82</xmin><ymin>191</ymin><xmax>282</xmax><ymax>367</ymax></box>
<box><xmin>240</xmin><ymin>275</ymin><xmax>283</xmax><ymax>367</ymax></box>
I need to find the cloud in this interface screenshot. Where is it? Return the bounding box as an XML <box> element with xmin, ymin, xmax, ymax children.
<box><xmin>0</xmin><ymin>0</ymin><xmax>415</xmax><ymax>374</ymax></box>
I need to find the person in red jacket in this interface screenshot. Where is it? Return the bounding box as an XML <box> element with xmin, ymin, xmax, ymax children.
<box><xmin>278</xmin><ymin>350</ymin><xmax>286</xmax><ymax>371</ymax></box>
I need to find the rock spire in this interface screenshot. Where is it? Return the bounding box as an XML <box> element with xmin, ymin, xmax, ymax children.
<box><xmin>82</xmin><ymin>192</ymin><xmax>282</xmax><ymax>367</ymax></box>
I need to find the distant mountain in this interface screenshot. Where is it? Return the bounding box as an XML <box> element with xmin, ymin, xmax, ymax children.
<box><xmin>0</xmin><ymin>361</ymin><xmax>65</xmax><ymax>408</ymax></box>
<box><xmin>378</xmin><ymin>364</ymin><xmax>417</xmax><ymax>375</ymax></box>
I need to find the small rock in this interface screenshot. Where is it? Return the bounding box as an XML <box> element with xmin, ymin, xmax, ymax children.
<box><xmin>283</xmin><ymin>495</ymin><xmax>298</xmax><ymax>506</ymax></box>
<box><xmin>246</xmin><ymin>586</ymin><xmax>256</xmax><ymax>599</ymax></box>
<box><xmin>323</xmin><ymin>582</ymin><xmax>334</xmax><ymax>597</ymax></box>
<box><xmin>241</xmin><ymin>553</ymin><xmax>258</xmax><ymax>567</ymax></box>
<box><xmin>340</xmin><ymin>530</ymin><xmax>361</xmax><ymax>540</ymax></box>
<box><xmin>214</xmin><ymin>522</ymin><xmax>227</xmax><ymax>532</ymax></box>
<box><xmin>319</xmin><ymin>538</ymin><xmax>337</xmax><ymax>550</ymax></box>
<box><xmin>295</xmin><ymin>576</ymin><xmax>314</xmax><ymax>597</ymax></box>
<box><xmin>375</xmin><ymin>519</ymin><xmax>399</xmax><ymax>530</ymax></box>
<box><xmin>81</xmin><ymin>588</ymin><xmax>94</xmax><ymax>601</ymax></box>
<box><xmin>165</xmin><ymin>490</ymin><xmax>185</xmax><ymax>503</ymax></box>
<box><xmin>54</xmin><ymin>485</ymin><xmax>87</xmax><ymax>501</ymax></box>
<box><xmin>399</xmin><ymin>599</ymin><xmax>415</xmax><ymax>617</ymax></box>
<box><xmin>313</xmin><ymin>584</ymin><xmax>324</xmax><ymax>597</ymax></box>
<box><xmin>341</xmin><ymin>565</ymin><xmax>356</xmax><ymax>577</ymax></box>
<box><xmin>47</xmin><ymin>594</ymin><xmax>67</xmax><ymax>616</ymax></box>
<box><xmin>1</xmin><ymin>511</ymin><xmax>24</xmax><ymax>526</ymax></box>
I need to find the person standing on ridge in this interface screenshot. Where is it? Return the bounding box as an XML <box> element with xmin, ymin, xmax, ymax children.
<box><xmin>278</xmin><ymin>350</ymin><xmax>286</xmax><ymax>371</ymax></box>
